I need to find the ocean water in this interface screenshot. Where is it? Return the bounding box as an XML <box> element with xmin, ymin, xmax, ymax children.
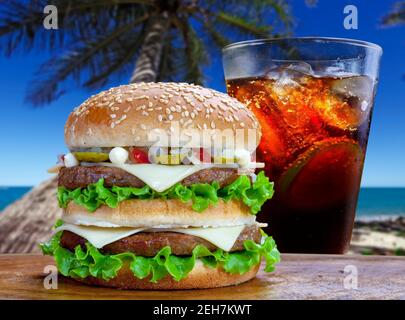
<box><xmin>356</xmin><ymin>187</ymin><xmax>405</xmax><ymax>218</ymax></box>
<box><xmin>0</xmin><ymin>186</ymin><xmax>404</xmax><ymax>218</ymax></box>
<box><xmin>0</xmin><ymin>186</ymin><xmax>31</xmax><ymax>211</ymax></box>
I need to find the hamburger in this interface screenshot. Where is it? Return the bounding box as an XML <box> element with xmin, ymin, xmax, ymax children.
<box><xmin>41</xmin><ymin>82</ymin><xmax>280</xmax><ymax>290</ymax></box>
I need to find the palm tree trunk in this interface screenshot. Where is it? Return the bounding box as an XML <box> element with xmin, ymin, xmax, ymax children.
<box><xmin>130</xmin><ymin>12</ymin><xmax>169</xmax><ymax>83</ymax></box>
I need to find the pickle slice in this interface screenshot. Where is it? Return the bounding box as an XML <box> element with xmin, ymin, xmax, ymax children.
<box><xmin>213</xmin><ymin>156</ymin><xmax>235</xmax><ymax>164</ymax></box>
<box><xmin>72</xmin><ymin>152</ymin><xmax>109</xmax><ymax>162</ymax></box>
<box><xmin>154</xmin><ymin>154</ymin><xmax>186</xmax><ymax>165</ymax></box>
<box><xmin>278</xmin><ymin>138</ymin><xmax>364</xmax><ymax>211</ymax></box>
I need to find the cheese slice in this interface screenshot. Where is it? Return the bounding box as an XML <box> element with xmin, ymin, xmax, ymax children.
<box><xmin>98</xmin><ymin>163</ymin><xmax>215</xmax><ymax>192</ymax></box>
<box><xmin>80</xmin><ymin>162</ymin><xmax>264</xmax><ymax>192</ymax></box>
<box><xmin>54</xmin><ymin>223</ymin><xmax>246</xmax><ymax>251</ymax></box>
<box><xmin>54</xmin><ymin>224</ymin><xmax>146</xmax><ymax>249</ymax></box>
<box><xmin>166</xmin><ymin>225</ymin><xmax>245</xmax><ymax>252</ymax></box>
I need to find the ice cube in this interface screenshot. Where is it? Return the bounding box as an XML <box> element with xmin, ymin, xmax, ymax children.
<box><xmin>267</xmin><ymin>63</ymin><xmax>314</xmax><ymax>95</ymax></box>
<box><xmin>265</xmin><ymin>62</ymin><xmax>314</xmax><ymax>81</ymax></box>
<box><xmin>284</xmin><ymin>61</ymin><xmax>314</xmax><ymax>76</ymax></box>
<box><xmin>318</xmin><ymin>66</ymin><xmax>354</xmax><ymax>78</ymax></box>
<box><xmin>330</xmin><ymin>75</ymin><xmax>374</xmax><ymax>102</ymax></box>
<box><xmin>311</xmin><ymin>76</ymin><xmax>375</xmax><ymax>131</ymax></box>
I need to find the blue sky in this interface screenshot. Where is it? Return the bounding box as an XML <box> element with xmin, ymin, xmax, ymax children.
<box><xmin>0</xmin><ymin>0</ymin><xmax>404</xmax><ymax>186</ymax></box>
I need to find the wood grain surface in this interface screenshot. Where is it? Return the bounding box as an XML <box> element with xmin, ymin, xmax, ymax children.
<box><xmin>0</xmin><ymin>254</ymin><xmax>404</xmax><ymax>300</ymax></box>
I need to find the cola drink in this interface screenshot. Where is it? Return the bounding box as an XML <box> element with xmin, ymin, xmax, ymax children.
<box><xmin>227</xmin><ymin>70</ymin><xmax>376</xmax><ymax>253</ymax></box>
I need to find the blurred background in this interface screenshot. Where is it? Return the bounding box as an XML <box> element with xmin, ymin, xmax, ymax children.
<box><xmin>0</xmin><ymin>0</ymin><xmax>404</xmax><ymax>254</ymax></box>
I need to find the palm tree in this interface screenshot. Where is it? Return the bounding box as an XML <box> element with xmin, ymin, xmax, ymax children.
<box><xmin>382</xmin><ymin>1</ymin><xmax>405</xmax><ymax>26</ymax></box>
<box><xmin>0</xmin><ymin>0</ymin><xmax>291</xmax><ymax>106</ymax></box>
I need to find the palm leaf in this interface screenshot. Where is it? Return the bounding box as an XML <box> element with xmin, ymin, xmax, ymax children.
<box><xmin>26</xmin><ymin>15</ymin><xmax>148</xmax><ymax>105</ymax></box>
<box><xmin>0</xmin><ymin>0</ymin><xmax>294</xmax><ymax>105</ymax></box>
<box><xmin>215</xmin><ymin>12</ymin><xmax>272</xmax><ymax>37</ymax></box>
<box><xmin>156</xmin><ymin>32</ymin><xmax>178</xmax><ymax>82</ymax></box>
<box><xmin>0</xmin><ymin>0</ymin><xmax>152</xmax><ymax>55</ymax></box>
<box><xmin>174</xmin><ymin>16</ymin><xmax>208</xmax><ymax>84</ymax></box>
<box><xmin>382</xmin><ymin>1</ymin><xmax>405</xmax><ymax>26</ymax></box>
<box><xmin>83</xmin><ymin>29</ymin><xmax>147</xmax><ymax>88</ymax></box>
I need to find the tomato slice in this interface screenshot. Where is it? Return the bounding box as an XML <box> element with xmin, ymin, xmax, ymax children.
<box><xmin>198</xmin><ymin>148</ymin><xmax>211</xmax><ymax>163</ymax></box>
<box><xmin>129</xmin><ymin>147</ymin><xmax>150</xmax><ymax>164</ymax></box>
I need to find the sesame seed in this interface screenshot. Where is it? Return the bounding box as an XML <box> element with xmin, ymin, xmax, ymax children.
<box><xmin>210</xmin><ymin>121</ymin><xmax>216</xmax><ymax>129</ymax></box>
<box><xmin>114</xmin><ymin>114</ymin><xmax>127</xmax><ymax>125</ymax></box>
<box><xmin>110</xmin><ymin>114</ymin><xmax>116</xmax><ymax>118</ymax></box>
<box><xmin>218</xmin><ymin>104</ymin><xmax>227</xmax><ymax>111</ymax></box>
<box><xmin>134</xmin><ymin>95</ymin><xmax>148</xmax><ymax>100</ymax></box>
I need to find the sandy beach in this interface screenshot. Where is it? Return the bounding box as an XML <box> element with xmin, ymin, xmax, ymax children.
<box><xmin>350</xmin><ymin>217</ymin><xmax>405</xmax><ymax>255</ymax></box>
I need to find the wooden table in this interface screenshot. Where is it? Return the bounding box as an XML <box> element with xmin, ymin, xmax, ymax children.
<box><xmin>0</xmin><ymin>254</ymin><xmax>404</xmax><ymax>300</ymax></box>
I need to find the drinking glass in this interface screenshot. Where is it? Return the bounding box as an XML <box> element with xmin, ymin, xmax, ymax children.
<box><xmin>223</xmin><ymin>37</ymin><xmax>382</xmax><ymax>253</ymax></box>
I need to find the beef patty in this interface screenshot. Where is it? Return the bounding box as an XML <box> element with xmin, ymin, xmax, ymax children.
<box><xmin>60</xmin><ymin>224</ymin><xmax>261</xmax><ymax>256</ymax></box>
<box><xmin>58</xmin><ymin>166</ymin><xmax>240</xmax><ymax>189</ymax></box>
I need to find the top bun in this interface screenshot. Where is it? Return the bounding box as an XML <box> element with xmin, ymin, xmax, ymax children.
<box><xmin>65</xmin><ymin>82</ymin><xmax>261</xmax><ymax>150</ymax></box>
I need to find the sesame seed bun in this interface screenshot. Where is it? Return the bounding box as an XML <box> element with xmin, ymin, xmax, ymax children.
<box><xmin>73</xmin><ymin>260</ymin><xmax>260</xmax><ymax>290</ymax></box>
<box><xmin>65</xmin><ymin>82</ymin><xmax>261</xmax><ymax>150</ymax></box>
<box><xmin>62</xmin><ymin>199</ymin><xmax>257</xmax><ymax>228</ymax></box>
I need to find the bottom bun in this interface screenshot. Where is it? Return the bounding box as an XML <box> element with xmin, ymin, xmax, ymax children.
<box><xmin>72</xmin><ymin>261</ymin><xmax>260</xmax><ymax>290</ymax></box>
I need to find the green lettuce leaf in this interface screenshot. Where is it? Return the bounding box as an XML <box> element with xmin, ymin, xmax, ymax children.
<box><xmin>39</xmin><ymin>219</ymin><xmax>64</xmax><ymax>255</ymax></box>
<box><xmin>57</xmin><ymin>171</ymin><xmax>274</xmax><ymax>214</ymax></box>
<box><xmin>40</xmin><ymin>228</ymin><xmax>280</xmax><ymax>282</ymax></box>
